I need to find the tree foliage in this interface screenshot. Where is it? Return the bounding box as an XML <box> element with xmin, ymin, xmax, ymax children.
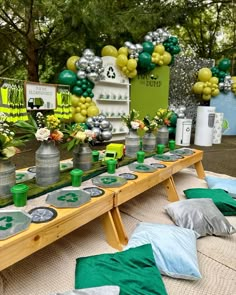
<box><xmin>0</xmin><ymin>0</ymin><xmax>235</xmax><ymax>81</ymax></box>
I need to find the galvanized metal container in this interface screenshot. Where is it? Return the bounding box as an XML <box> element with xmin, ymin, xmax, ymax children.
<box><xmin>35</xmin><ymin>141</ymin><xmax>60</xmax><ymax>186</ymax></box>
<box><xmin>0</xmin><ymin>159</ymin><xmax>16</xmax><ymax>200</ymax></box>
<box><xmin>125</xmin><ymin>130</ymin><xmax>140</xmax><ymax>158</ymax></box>
<box><xmin>73</xmin><ymin>143</ymin><xmax>92</xmax><ymax>171</ymax></box>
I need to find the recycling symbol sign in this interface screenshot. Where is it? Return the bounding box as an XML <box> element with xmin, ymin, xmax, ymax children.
<box><xmin>106</xmin><ymin>66</ymin><xmax>116</xmax><ymax>79</ymax></box>
<box><xmin>136</xmin><ymin>164</ymin><xmax>150</xmax><ymax>171</ymax></box>
<box><xmin>101</xmin><ymin>177</ymin><xmax>117</xmax><ymax>185</ymax></box>
<box><xmin>0</xmin><ymin>216</ymin><xmax>13</xmax><ymax>231</ymax></box>
<box><xmin>57</xmin><ymin>193</ymin><xmax>79</xmax><ymax>203</ymax></box>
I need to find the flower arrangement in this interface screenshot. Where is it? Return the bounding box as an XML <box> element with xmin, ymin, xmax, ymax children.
<box><xmin>0</xmin><ymin>113</ymin><xmax>23</xmax><ymax>160</ymax></box>
<box><xmin>154</xmin><ymin>108</ymin><xmax>173</xmax><ymax>127</ymax></box>
<box><xmin>121</xmin><ymin>109</ymin><xmax>145</xmax><ymax>131</ymax></box>
<box><xmin>63</xmin><ymin>123</ymin><xmax>96</xmax><ymax>151</ymax></box>
<box><xmin>14</xmin><ymin>112</ymin><xmax>64</xmax><ymax>143</ymax></box>
<box><xmin>143</xmin><ymin>115</ymin><xmax>158</xmax><ymax>133</ymax></box>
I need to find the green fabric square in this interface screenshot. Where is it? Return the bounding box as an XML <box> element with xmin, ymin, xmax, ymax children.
<box><xmin>184</xmin><ymin>188</ymin><xmax>236</xmax><ymax>216</ymax></box>
<box><xmin>75</xmin><ymin>244</ymin><xmax>167</xmax><ymax>295</ymax></box>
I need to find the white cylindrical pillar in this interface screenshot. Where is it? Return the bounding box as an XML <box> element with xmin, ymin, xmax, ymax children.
<box><xmin>194</xmin><ymin>106</ymin><xmax>216</xmax><ymax>146</ymax></box>
<box><xmin>213</xmin><ymin>112</ymin><xmax>224</xmax><ymax>144</ymax></box>
<box><xmin>175</xmin><ymin>118</ymin><xmax>192</xmax><ymax>146</ymax></box>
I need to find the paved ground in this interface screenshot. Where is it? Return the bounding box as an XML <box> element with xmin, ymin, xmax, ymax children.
<box><xmin>13</xmin><ymin>135</ymin><xmax>236</xmax><ymax>177</ymax></box>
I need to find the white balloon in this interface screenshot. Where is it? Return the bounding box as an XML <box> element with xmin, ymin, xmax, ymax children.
<box><xmin>77</xmin><ymin>70</ymin><xmax>86</xmax><ymax>79</ymax></box>
<box><xmin>124</xmin><ymin>41</ymin><xmax>132</xmax><ymax>48</ymax></box>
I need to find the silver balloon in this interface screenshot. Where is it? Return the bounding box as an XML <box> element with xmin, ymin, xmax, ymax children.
<box><xmin>93</xmin><ymin>56</ymin><xmax>103</xmax><ymax>66</ymax></box>
<box><xmin>177</xmin><ymin>112</ymin><xmax>185</xmax><ymax>119</ymax></box>
<box><xmin>179</xmin><ymin>105</ymin><xmax>186</xmax><ymax>112</ymax></box>
<box><xmin>101</xmin><ymin>130</ymin><xmax>112</xmax><ymax>141</ymax></box>
<box><xmin>124</xmin><ymin>41</ymin><xmax>132</xmax><ymax>48</ymax></box>
<box><xmin>86</xmin><ymin>66</ymin><xmax>91</xmax><ymax>73</ymax></box>
<box><xmin>100</xmin><ymin>119</ymin><xmax>110</xmax><ymax>130</ymax></box>
<box><xmin>144</xmin><ymin>35</ymin><xmax>152</xmax><ymax>42</ymax></box>
<box><xmin>94</xmin><ymin>121</ymin><xmax>100</xmax><ymax>127</ymax></box>
<box><xmin>108</xmin><ymin>123</ymin><xmax>113</xmax><ymax>131</ymax></box>
<box><xmin>219</xmin><ymin>82</ymin><xmax>224</xmax><ymax>90</ymax></box>
<box><xmin>87</xmin><ymin>72</ymin><xmax>98</xmax><ymax>82</ymax></box>
<box><xmin>92</xmin><ymin>116</ymin><xmax>98</xmax><ymax>122</ymax></box>
<box><xmin>77</xmin><ymin>70</ymin><xmax>86</xmax><ymax>79</ymax></box>
<box><xmin>128</xmin><ymin>44</ymin><xmax>136</xmax><ymax>53</ymax></box>
<box><xmin>86</xmin><ymin>117</ymin><xmax>94</xmax><ymax>128</ymax></box>
<box><xmin>129</xmin><ymin>54</ymin><xmax>134</xmax><ymax>59</ymax></box>
<box><xmin>77</xmin><ymin>57</ymin><xmax>88</xmax><ymax>69</ymax></box>
<box><xmin>91</xmin><ymin>127</ymin><xmax>101</xmax><ymax>137</ymax></box>
<box><xmin>136</xmin><ymin>43</ymin><xmax>143</xmax><ymax>53</ymax></box>
<box><xmin>98</xmin><ymin>115</ymin><xmax>105</xmax><ymax>122</ymax></box>
<box><xmin>83</xmin><ymin>49</ymin><xmax>95</xmax><ymax>60</ymax></box>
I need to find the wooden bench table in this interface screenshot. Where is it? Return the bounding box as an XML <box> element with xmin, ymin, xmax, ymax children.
<box><xmin>0</xmin><ymin>187</ymin><xmax>122</xmax><ymax>271</ymax></box>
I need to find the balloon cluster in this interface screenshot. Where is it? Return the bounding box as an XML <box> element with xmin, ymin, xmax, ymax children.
<box><xmin>71</xmin><ymin>78</ymin><xmax>94</xmax><ymax>98</ymax></box>
<box><xmin>144</xmin><ymin>28</ymin><xmax>170</xmax><ymax>45</ymax></box>
<box><xmin>76</xmin><ymin>49</ymin><xmax>104</xmax><ymax>82</ymax></box>
<box><xmin>152</xmin><ymin>44</ymin><xmax>172</xmax><ymax>66</ymax></box>
<box><xmin>71</xmin><ymin>95</ymin><xmax>100</xmax><ymax>123</ymax></box>
<box><xmin>192</xmin><ymin>68</ymin><xmax>220</xmax><ymax>101</ymax></box>
<box><xmin>231</xmin><ymin>76</ymin><xmax>236</xmax><ymax>94</ymax></box>
<box><xmin>86</xmin><ymin>115</ymin><xmax>113</xmax><ymax>142</ymax></box>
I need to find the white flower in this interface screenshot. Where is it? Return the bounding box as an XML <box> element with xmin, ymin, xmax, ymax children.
<box><xmin>35</xmin><ymin>128</ymin><xmax>50</xmax><ymax>141</ymax></box>
<box><xmin>130</xmin><ymin>121</ymin><xmax>140</xmax><ymax>130</ymax></box>
<box><xmin>74</xmin><ymin>131</ymin><xmax>87</xmax><ymax>142</ymax></box>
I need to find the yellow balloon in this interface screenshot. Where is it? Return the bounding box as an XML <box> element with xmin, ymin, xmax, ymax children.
<box><xmin>73</xmin><ymin>113</ymin><xmax>86</xmax><ymax>123</ymax></box>
<box><xmin>154</xmin><ymin>44</ymin><xmax>165</xmax><ymax>55</ymax></box>
<box><xmin>87</xmin><ymin>106</ymin><xmax>100</xmax><ymax>117</ymax></box>
<box><xmin>118</xmin><ymin>47</ymin><xmax>129</xmax><ymax>56</ymax></box>
<box><xmin>209</xmin><ymin>77</ymin><xmax>219</xmax><ymax>84</ymax></box>
<box><xmin>211</xmin><ymin>88</ymin><xmax>220</xmax><ymax>97</ymax></box>
<box><xmin>202</xmin><ymin>94</ymin><xmax>212</xmax><ymax>101</ymax></box>
<box><xmin>198</xmin><ymin>68</ymin><xmax>212</xmax><ymax>82</ymax></box>
<box><xmin>71</xmin><ymin>94</ymin><xmax>80</xmax><ymax>107</ymax></box>
<box><xmin>116</xmin><ymin>54</ymin><xmax>128</xmax><ymax>67</ymax></box>
<box><xmin>162</xmin><ymin>52</ymin><xmax>172</xmax><ymax>65</ymax></box>
<box><xmin>127</xmin><ymin>59</ymin><xmax>137</xmax><ymax>71</ymax></box>
<box><xmin>192</xmin><ymin>82</ymin><xmax>204</xmax><ymax>94</ymax></box>
<box><xmin>203</xmin><ymin>87</ymin><xmax>212</xmax><ymax>95</ymax></box>
<box><xmin>101</xmin><ymin>45</ymin><xmax>118</xmax><ymax>57</ymax></box>
<box><xmin>127</xmin><ymin>69</ymin><xmax>137</xmax><ymax>78</ymax></box>
<box><xmin>66</xmin><ymin>56</ymin><xmax>80</xmax><ymax>72</ymax></box>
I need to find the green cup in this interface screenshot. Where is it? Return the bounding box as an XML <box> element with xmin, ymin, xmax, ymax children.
<box><xmin>137</xmin><ymin>150</ymin><xmax>145</xmax><ymax>163</ymax></box>
<box><xmin>106</xmin><ymin>159</ymin><xmax>117</xmax><ymax>174</ymax></box>
<box><xmin>169</xmin><ymin>140</ymin><xmax>176</xmax><ymax>151</ymax></box>
<box><xmin>11</xmin><ymin>184</ymin><xmax>29</xmax><ymax>207</ymax></box>
<box><xmin>70</xmin><ymin>169</ymin><xmax>83</xmax><ymax>187</ymax></box>
<box><xmin>92</xmin><ymin>150</ymin><xmax>100</xmax><ymax>162</ymax></box>
<box><xmin>157</xmin><ymin>144</ymin><xmax>165</xmax><ymax>155</ymax></box>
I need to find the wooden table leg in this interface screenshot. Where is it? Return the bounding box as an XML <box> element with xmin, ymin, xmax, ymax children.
<box><xmin>194</xmin><ymin>160</ymin><xmax>206</xmax><ymax>179</ymax></box>
<box><xmin>100</xmin><ymin>211</ymin><xmax>123</xmax><ymax>251</ymax></box>
<box><xmin>163</xmin><ymin>176</ymin><xmax>179</xmax><ymax>202</ymax></box>
<box><xmin>111</xmin><ymin>207</ymin><xmax>128</xmax><ymax>246</ymax></box>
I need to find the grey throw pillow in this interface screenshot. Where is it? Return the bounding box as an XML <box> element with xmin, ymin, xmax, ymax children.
<box><xmin>51</xmin><ymin>286</ymin><xmax>120</xmax><ymax>295</ymax></box>
<box><xmin>165</xmin><ymin>198</ymin><xmax>236</xmax><ymax>237</ymax></box>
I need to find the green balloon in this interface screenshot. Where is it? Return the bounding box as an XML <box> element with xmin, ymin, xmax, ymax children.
<box><xmin>58</xmin><ymin>70</ymin><xmax>77</xmax><ymax>86</ymax></box>
<box><xmin>76</xmin><ymin>80</ymin><xmax>82</xmax><ymax>86</ymax></box>
<box><xmin>82</xmin><ymin>91</ymin><xmax>88</xmax><ymax>97</ymax></box>
<box><xmin>219</xmin><ymin>71</ymin><xmax>226</xmax><ymax>78</ymax></box>
<box><xmin>218</xmin><ymin>58</ymin><xmax>231</xmax><ymax>71</ymax></box>
<box><xmin>72</xmin><ymin>85</ymin><xmax>83</xmax><ymax>96</ymax></box>
<box><xmin>138</xmin><ymin>52</ymin><xmax>152</xmax><ymax>68</ymax></box>
<box><xmin>169</xmin><ymin>36</ymin><xmax>179</xmax><ymax>45</ymax></box>
<box><xmin>168</xmin><ymin>126</ymin><xmax>176</xmax><ymax>135</ymax></box>
<box><xmin>81</xmin><ymin>83</ymin><xmax>88</xmax><ymax>90</ymax></box>
<box><xmin>87</xmin><ymin>87</ymin><xmax>92</xmax><ymax>94</ymax></box>
<box><xmin>142</xmin><ymin>41</ymin><xmax>154</xmax><ymax>54</ymax></box>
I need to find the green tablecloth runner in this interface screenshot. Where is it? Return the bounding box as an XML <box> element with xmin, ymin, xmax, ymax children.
<box><xmin>1</xmin><ymin>150</ymin><xmax>166</xmax><ymax>208</ymax></box>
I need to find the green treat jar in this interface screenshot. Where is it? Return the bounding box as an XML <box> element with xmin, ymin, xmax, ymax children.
<box><xmin>70</xmin><ymin>169</ymin><xmax>84</xmax><ymax>187</ymax></box>
<box><xmin>106</xmin><ymin>159</ymin><xmax>117</xmax><ymax>174</ymax></box>
<box><xmin>10</xmin><ymin>184</ymin><xmax>29</xmax><ymax>207</ymax></box>
<box><xmin>157</xmin><ymin>144</ymin><xmax>165</xmax><ymax>155</ymax></box>
<box><xmin>92</xmin><ymin>150</ymin><xmax>100</xmax><ymax>162</ymax></box>
<box><xmin>136</xmin><ymin>150</ymin><xmax>145</xmax><ymax>163</ymax></box>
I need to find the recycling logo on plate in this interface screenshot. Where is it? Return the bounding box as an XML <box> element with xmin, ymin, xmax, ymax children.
<box><xmin>0</xmin><ymin>216</ymin><xmax>13</xmax><ymax>231</ymax></box>
<box><xmin>57</xmin><ymin>193</ymin><xmax>79</xmax><ymax>202</ymax></box>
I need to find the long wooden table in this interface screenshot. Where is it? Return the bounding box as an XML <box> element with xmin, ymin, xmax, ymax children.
<box><xmin>0</xmin><ymin>148</ymin><xmax>205</xmax><ymax>271</ymax></box>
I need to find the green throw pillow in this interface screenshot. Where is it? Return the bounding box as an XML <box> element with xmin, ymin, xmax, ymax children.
<box><xmin>184</xmin><ymin>188</ymin><xmax>236</xmax><ymax>216</ymax></box>
<box><xmin>75</xmin><ymin>244</ymin><xmax>167</xmax><ymax>295</ymax></box>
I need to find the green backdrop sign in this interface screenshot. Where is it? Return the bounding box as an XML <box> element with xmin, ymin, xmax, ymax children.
<box><xmin>130</xmin><ymin>66</ymin><xmax>170</xmax><ymax>117</ymax></box>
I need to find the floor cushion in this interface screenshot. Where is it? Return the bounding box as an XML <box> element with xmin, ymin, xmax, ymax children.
<box><xmin>75</xmin><ymin>244</ymin><xmax>167</xmax><ymax>295</ymax></box>
<box><xmin>184</xmin><ymin>187</ymin><xmax>236</xmax><ymax>216</ymax></box>
<box><xmin>124</xmin><ymin>222</ymin><xmax>201</xmax><ymax>281</ymax></box>
<box><xmin>205</xmin><ymin>176</ymin><xmax>236</xmax><ymax>198</ymax></box>
<box><xmin>165</xmin><ymin>198</ymin><xmax>236</xmax><ymax>237</ymax></box>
